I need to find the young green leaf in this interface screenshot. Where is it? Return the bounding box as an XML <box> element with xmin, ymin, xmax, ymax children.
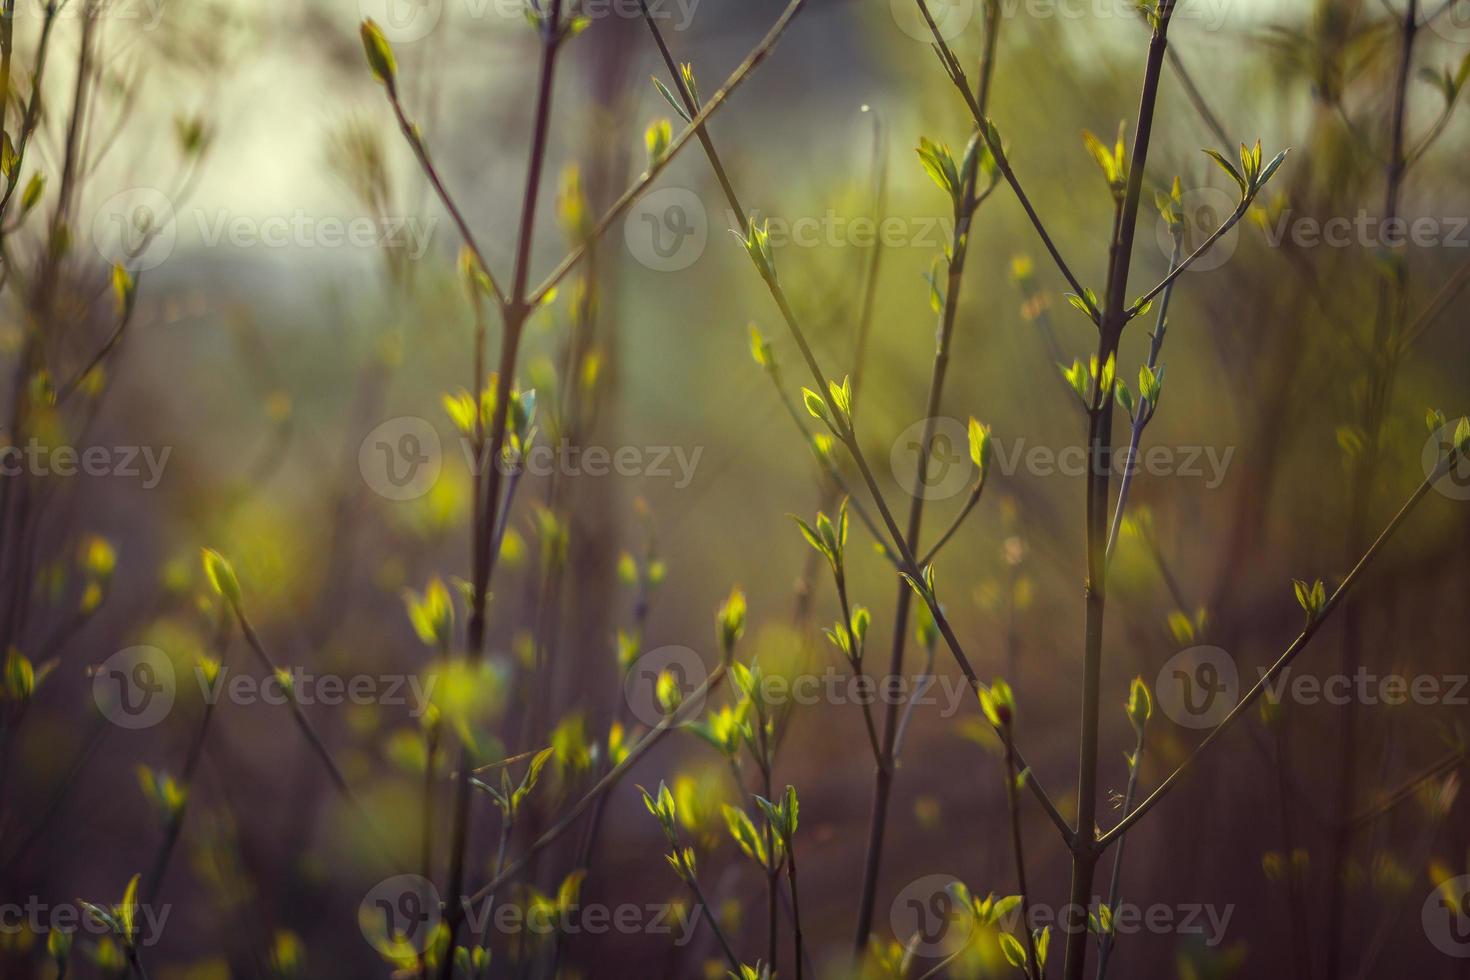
<box><xmin>1126</xmin><ymin>676</ymin><xmax>1152</xmax><ymax>733</ymax></box>
<box><xmin>359</xmin><ymin>19</ymin><xmax>397</xmax><ymax>91</ymax></box>
<box><xmin>201</xmin><ymin>548</ymin><xmax>242</xmax><ymax>607</ymax></box>
<box><xmin>723</xmin><ymin>804</ymin><xmax>768</xmax><ymax>866</ymax></box>
<box><xmin>1203</xmin><ymin>148</ymin><xmax>1247</xmax><ymax>197</ymax></box>
<box><xmin>651</xmin><ymin>76</ymin><xmax>692</xmax><ymax>123</ymax></box>
<box><xmin>980</xmin><ymin>678</ymin><xmax>1015</xmax><ymax>730</ymax></box>
<box><xmin>717</xmin><ymin>588</ymin><xmax>746</xmax><ymax>657</ymax></box>
<box><xmin>967</xmin><ymin>418</ymin><xmax>992</xmax><ymax>474</ymax></box>
<box><xmin>999</xmin><ymin>932</ymin><xmax>1027</xmax><ymax>968</ymax></box>
<box><xmin>644</xmin><ymin>119</ymin><xmax>672</xmax><ymax>171</ymax></box>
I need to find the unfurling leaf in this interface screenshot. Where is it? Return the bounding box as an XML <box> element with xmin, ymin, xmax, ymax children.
<box><xmin>967</xmin><ymin>418</ymin><xmax>992</xmax><ymax>475</ymax></box>
<box><xmin>201</xmin><ymin>549</ymin><xmax>242</xmax><ymax>607</ymax></box>
<box><xmin>980</xmin><ymin>678</ymin><xmax>1015</xmax><ymax>730</ymax></box>
<box><xmin>1127</xmin><ymin>676</ymin><xmax>1152</xmax><ymax>733</ymax></box>
<box><xmin>644</xmin><ymin>119</ymin><xmax>672</xmax><ymax>171</ymax></box>
<box><xmin>359</xmin><ymin>19</ymin><xmax>397</xmax><ymax>90</ymax></box>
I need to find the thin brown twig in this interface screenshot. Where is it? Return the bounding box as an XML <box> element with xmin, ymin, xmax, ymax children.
<box><xmin>1102</xmin><ymin>460</ymin><xmax>1451</xmax><ymax>847</ymax></box>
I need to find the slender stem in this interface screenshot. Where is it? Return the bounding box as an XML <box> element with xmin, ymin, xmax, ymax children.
<box><xmin>1399</xmin><ymin>253</ymin><xmax>1470</xmax><ymax>350</ymax></box>
<box><xmin>649</xmin><ymin>0</ymin><xmax>1071</xmax><ymax>904</ymax></box>
<box><xmin>1271</xmin><ymin>716</ymin><xmax>1315</xmax><ymax>980</ymax></box>
<box><xmin>1162</xmin><ymin>44</ymin><xmax>1229</xmax><ymax>146</ymax></box>
<box><xmin>787</xmin><ymin>849</ymin><xmax>805</xmax><ymax>980</ymax></box>
<box><xmin>421</xmin><ymin>721</ymin><xmax>441</xmax><ymax>879</ymax></box>
<box><xmin>385</xmin><ymin>92</ymin><xmax>507</xmax><ymax>307</ymax></box>
<box><xmin>753</xmin><ymin>715</ymin><xmax>778</xmax><ymax>971</ymax></box>
<box><xmin>1004</xmin><ymin>734</ymin><xmax>1040</xmax><ymax>980</ymax></box>
<box><xmin>462</xmin><ymin>664</ymin><xmax>729</xmax><ymax>907</ymax></box>
<box><xmin>850</xmin><ymin>107</ymin><xmax>887</xmax><ymax>413</ymax></box>
<box><xmin>916</xmin><ymin>0</ymin><xmax>1087</xmax><ymax>303</ymax></box>
<box><xmin>229</xmin><ymin>606</ymin><xmax>397</xmax><ymax>864</ymax></box>
<box><xmin>853</xmin><ymin>6</ymin><xmax>1008</xmax><ymax>951</ymax></box>
<box><xmin>530</xmin><ymin>0</ymin><xmax>810</xmax><ymax>306</ymax></box>
<box><xmin>1104</xmin><ymin>234</ymin><xmax>1181</xmax><ymax>564</ymax></box>
<box><xmin>1325</xmin><ymin>6</ymin><xmax>1418</xmax><ymax>975</ymax></box>
<box><xmin>126</xmin><ymin>946</ymin><xmax>150</xmax><ymax>980</ymax></box>
<box><xmin>834</xmin><ymin>572</ymin><xmax>884</xmax><ymax>763</ymax></box>
<box><xmin>1094</xmin><ymin>728</ymin><xmax>1145</xmax><ymax>980</ymax></box>
<box><xmin>1126</xmin><ymin>202</ymin><xmax>1248</xmax><ymax>316</ymax></box>
<box><xmin>925</xmin><ymin>597</ymin><xmax>1071</xmax><ymax>839</ymax></box>
<box><xmin>1345</xmin><ymin>748</ymin><xmax>1465</xmax><ymax>832</ymax></box>
<box><xmin>0</xmin><ymin>716</ymin><xmax>109</xmax><ymax>876</ymax></box>
<box><xmin>1101</xmin><ymin>463</ymin><xmax>1449</xmax><ymax>847</ymax></box>
<box><xmin>440</xmin><ymin>11</ymin><xmax>562</xmax><ymax>966</ymax></box>
<box><xmin>142</xmin><ymin>611</ymin><xmax>234</xmax><ymax>905</ymax></box>
<box><xmin>891</xmin><ymin>642</ymin><xmax>936</xmax><ymax>760</ymax></box>
<box><xmin>918</xmin><ymin>472</ymin><xmax>989</xmax><ymax>567</ymax></box>
<box><xmin>762</xmin><ymin>362</ymin><xmax>893</xmax><ymax>563</ymax></box>
<box><xmin>994</xmin><ymin>148</ymin><xmax>1091</xmax><ymax>302</ymax></box>
<box><xmin>53</xmin><ymin>280</ymin><xmax>141</xmax><ymax>403</ymax></box>
<box><xmin>686</xmin><ymin>863</ymin><xmax>741</xmax><ymax>971</ymax></box>
<box><xmin>766</xmin><ymin>862</ymin><xmax>778</xmax><ymax>974</ymax></box>
<box><xmin>1065</xmin><ymin>9</ymin><xmax>1178</xmax><ymax>979</ymax></box>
